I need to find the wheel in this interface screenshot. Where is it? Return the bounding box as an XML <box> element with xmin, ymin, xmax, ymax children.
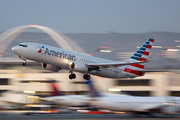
<box><xmin>22</xmin><ymin>62</ymin><xmax>27</xmax><ymax>66</ymax></box>
<box><xmin>69</xmin><ymin>74</ymin><xmax>73</xmax><ymax>79</ymax></box>
<box><xmin>83</xmin><ymin>74</ymin><xmax>90</xmax><ymax>80</ymax></box>
<box><xmin>86</xmin><ymin>75</ymin><xmax>90</xmax><ymax>80</ymax></box>
<box><xmin>83</xmin><ymin>74</ymin><xmax>87</xmax><ymax>79</ymax></box>
<box><xmin>72</xmin><ymin>74</ymin><xmax>76</xmax><ymax>79</ymax></box>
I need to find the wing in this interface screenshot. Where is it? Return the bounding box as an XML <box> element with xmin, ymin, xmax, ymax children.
<box><xmin>87</xmin><ymin>61</ymin><xmax>148</xmax><ymax>69</ymax></box>
<box><xmin>87</xmin><ymin>52</ymin><xmax>154</xmax><ymax>70</ymax></box>
<box><xmin>137</xmin><ymin>69</ymin><xmax>170</xmax><ymax>73</ymax></box>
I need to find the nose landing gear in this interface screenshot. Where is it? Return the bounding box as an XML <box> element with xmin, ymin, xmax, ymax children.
<box><xmin>19</xmin><ymin>56</ymin><xmax>27</xmax><ymax>66</ymax></box>
<box><xmin>22</xmin><ymin>61</ymin><xmax>27</xmax><ymax>66</ymax></box>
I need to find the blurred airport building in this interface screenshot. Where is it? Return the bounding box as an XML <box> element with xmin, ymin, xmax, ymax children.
<box><xmin>0</xmin><ymin>66</ymin><xmax>180</xmax><ymax>99</ymax></box>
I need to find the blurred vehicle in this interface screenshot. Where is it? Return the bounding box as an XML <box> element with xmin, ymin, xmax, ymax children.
<box><xmin>39</xmin><ymin>80</ymin><xmax>89</xmax><ymax>107</ymax></box>
<box><xmin>86</xmin><ymin>80</ymin><xmax>180</xmax><ymax>115</ymax></box>
<box><xmin>12</xmin><ymin>38</ymin><xmax>154</xmax><ymax>80</ymax></box>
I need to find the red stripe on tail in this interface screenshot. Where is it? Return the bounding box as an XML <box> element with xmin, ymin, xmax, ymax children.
<box><xmin>130</xmin><ymin>64</ymin><xmax>144</xmax><ymax>69</ymax></box>
<box><xmin>147</xmin><ymin>45</ymin><xmax>152</xmax><ymax>49</ymax></box>
<box><xmin>139</xmin><ymin>57</ymin><xmax>147</xmax><ymax>61</ymax></box>
<box><xmin>143</xmin><ymin>51</ymin><xmax>149</xmax><ymax>56</ymax></box>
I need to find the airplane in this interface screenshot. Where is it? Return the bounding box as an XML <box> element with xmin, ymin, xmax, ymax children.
<box><xmin>39</xmin><ymin>80</ymin><xmax>89</xmax><ymax>107</ymax></box>
<box><xmin>86</xmin><ymin>80</ymin><xmax>180</xmax><ymax>115</ymax></box>
<box><xmin>12</xmin><ymin>38</ymin><xmax>154</xmax><ymax>80</ymax></box>
<box><xmin>39</xmin><ymin>79</ymin><xmax>129</xmax><ymax>107</ymax></box>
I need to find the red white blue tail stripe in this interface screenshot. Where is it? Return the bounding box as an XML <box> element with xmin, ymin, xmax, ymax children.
<box><xmin>130</xmin><ymin>38</ymin><xmax>154</xmax><ymax>61</ymax></box>
<box><xmin>123</xmin><ymin>38</ymin><xmax>154</xmax><ymax>77</ymax></box>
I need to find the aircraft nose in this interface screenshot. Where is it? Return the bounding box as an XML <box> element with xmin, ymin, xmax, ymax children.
<box><xmin>11</xmin><ymin>46</ymin><xmax>20</xmax><ymax>54</ymax></box>
<box><xmin>11</xmin><ymin>46</ymin><xmax>17</xmax><ymax>51</ymax></box>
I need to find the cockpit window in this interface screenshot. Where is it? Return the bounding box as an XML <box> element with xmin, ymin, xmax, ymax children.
<box><xmin>19</xmin><ymin>44</ymin><xmax>27</xmax><ymax>47</ymax></box>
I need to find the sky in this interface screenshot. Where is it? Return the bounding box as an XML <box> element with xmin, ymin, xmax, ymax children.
<box><xmin>0</xmin><ymin>0</ymin><xmax>180</xmax><ymax>33</ymax></box>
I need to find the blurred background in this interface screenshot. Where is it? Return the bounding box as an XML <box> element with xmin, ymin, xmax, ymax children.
<box><xmin>0</xmin><ymin>0</ymin><xmax>180</xmax><ymax>116</ymax></box>
<box><xmin>0</xmin><ymin>25</ymin><xmax>180</xmax><ymax>112</ymax></box>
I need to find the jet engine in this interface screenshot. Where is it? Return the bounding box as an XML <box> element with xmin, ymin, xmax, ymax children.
<box><xmin>69</xmin><ymin>62</ymin><xmax>88</xmax><ymax>72</ymax></box>
<box><xmin>42</xmin><ymin>63</ymin><xmax>61</xmax><ymax>72</ymax></box>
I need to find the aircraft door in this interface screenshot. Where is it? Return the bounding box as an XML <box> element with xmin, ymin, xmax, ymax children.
<box><xmin>33</xmin><ymin>44</ymin><xmax>38</xmax><ymax>59</ymax></box>
<box><xmin>33</xmin><ymin>45</ymin><xmax>42</xmax><ymax>53</ymax></box>
<box><xmin>36</xmin><ymin>45</ymin><xmax>44</xmax><ymax>62</ymax></box>
<box><xmin>33</xmin><ymin>44</ymin><xmax>37</xmax><ymax>53</ymax></box>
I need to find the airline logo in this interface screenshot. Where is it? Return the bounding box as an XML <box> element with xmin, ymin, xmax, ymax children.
<box><xmin>38</xmin><ymin>46</ymin><xmax>44</xmax><ymax>53</ymax></box>
<box><xmin>38</xmin><ymin>46</ymin><xmax>77</xmax><ymax>61</ymax></box>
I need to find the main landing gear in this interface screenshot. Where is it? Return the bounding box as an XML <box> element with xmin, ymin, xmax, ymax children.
<box><xmin>83</xmin><ymin>74</ymin><xmax>90</xmax><ymax>80</ymax></box>
<box><xmin>69</xmin><ymin>70</ymin><xmax>76</xmax><ymax>79</ymax></box>
<box><xmin>83</xmin><ymin>71</ymin><xmax>90</xmax><ymax>80</ymax></box>
<box><xmin>69</xmin><ymin>71</ymin><xmax>90</xmax><ymax>80</ymax></box>
<box><xmin>19</xmin><ymin>56</ymin><xmax>27</xmax><ymax>66</ymax></box>
<box><xmin>69</xmin><ymin>73</ymin><xmax>76</xmax><ymax>79</ymax></box>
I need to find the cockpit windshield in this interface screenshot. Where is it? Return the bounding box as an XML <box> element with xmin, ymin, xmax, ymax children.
<box><xmin>19</xmin><ymin>44</ymin><xmax>27</xmax><ymax>47</ymax></box>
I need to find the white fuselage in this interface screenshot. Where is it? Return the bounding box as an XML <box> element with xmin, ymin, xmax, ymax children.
<box><xmin>89</xmin><ymin>94</ymin><xmax>180</xmax><ymax>112</ymax></box>
<box><xmin>12</xmin><ymin>42</ymin><xmax>139</xmax><ymax>78</ymax></box>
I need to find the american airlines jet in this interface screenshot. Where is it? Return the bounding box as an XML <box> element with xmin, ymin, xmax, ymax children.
<box><xmin>12</xmin><ymin>38</ymin><xmax>154</xmax><ymax>80</ymax></box>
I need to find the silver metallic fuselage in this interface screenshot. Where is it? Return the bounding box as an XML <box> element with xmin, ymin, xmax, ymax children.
<box><xmin>12</xmin><ymin>42</ymin><xmax>138</xmax><ymax>78</ymax></box>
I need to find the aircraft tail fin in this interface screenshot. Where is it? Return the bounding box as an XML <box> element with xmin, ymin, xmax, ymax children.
<box><xmin>130</xmin><ymin>38</ymin><xmax>154</xmax><ymax>62</ymax></box>
<box><xmin>126</xmin><ymin>38</ymin><xmax>154</xmax><ymax>70</ymax></box>
<box><xmin>86</xmin><ymin>79</ymin><xmax>102</xmax><ymax>98</ymax></box>
<box><xmin>123</xmin><ymin>38</ymin><xmax>154</xmax><ymax>77</ymax></box>
<box><xmin>48</xmin><ymin>80</ymin><xmax>64</xmax><ymax>96</ymax></box>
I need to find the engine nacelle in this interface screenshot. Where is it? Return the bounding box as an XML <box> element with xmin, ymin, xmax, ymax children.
<box><xmin>42</xmin><ymin>63</ymin><xmax>61</xmax><ymax>72</ymax></box>
<box><xmin>69</xmin><ymin>62</ymin><xmax>88</xmax><ymax>72</ymax></box>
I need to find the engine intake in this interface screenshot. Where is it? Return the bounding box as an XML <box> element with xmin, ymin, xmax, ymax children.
<box><xmin>42</xmin><ymin>63</ymin><xmax>61</xmax><ymax>72</ymax></box>
<box><xmin>69</xmin><ymin>62</ymin><xmax>88</xmax><ymax>72</ymax></box>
